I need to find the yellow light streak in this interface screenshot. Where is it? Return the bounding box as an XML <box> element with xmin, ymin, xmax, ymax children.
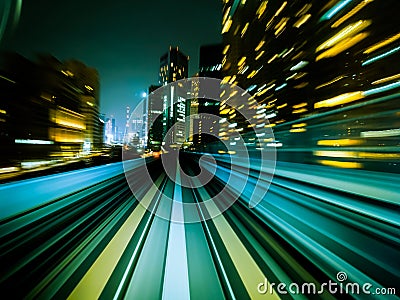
<box><xmin>68</xmin><ymin>176</ymin><xmax>164</xmax><ymax>300</ymax></box>
<box><xmin>222</xmin><ymin>18</ymin><xmax>232</xmax><ymax>34</ymax></box>
<box><xmin>274</xmin><ymin>18</ymin><xmax>288</xmax><ymax>36</ymax></box>
<box><xmin>293</xmin><ymin>108</ymin><xmax>308</xmax><ymax>114</ymax></box>
<box><xmin>314</xmin><ymin>91</ymin><xmax>364</xmax><ymax>108</ymax></box>
<box><xmin>293</xmin><ymin>102</ymin><xmax>307</xmax><ymax>109</ymax></box>
<box><xmin>277</xmin><ymin>103</ymin><xmax>287</xmax><ymax>109</ymax></box>
<box><xmin>317</xmin><ymin>160</ymin><xmax>362</xmax><ymax>169</ymax></box>
<box><xmin>255</xmin><ymin>40</ymin><xmax>265</xmax><ymax>51</ymax></box>
<box><xmin>363</xmin><ymin>32</ymin><xmax>400</xmax><ymax>54</ymax></box>
<box><xmin>316</xmin><ymin>75</ymin><xmax>345</xmax><ymax>89</ymax></box>
<box><xmin>255</xmin><ymin>51</ymin><xmax>265</xmax><ymax>60</ymax></box>
<box><xmin>317</xmin><ymin>139</ymin><xmax>363</xmax><ymax>146</ymax></box>
<box><xmin>316</xmin><ymin>32</ymin><xmax>369</xmax><ymax>61</ymax></box>
<box><xmin>56</xmin><ymin>119</ymin><xmax>86</xmax><ymax>130</ymax></box>
<box><xmin>222</xmin><ymin>45</ymin><xmax>230</xmax><ymax>55</ymax></box>
<box><xmin>237</xmin><ymin>56</ymin><xmax>246</xmax><ymax>66</ymax></box>
<box><xmin>293</xmin><ymin>14</ymin><xmax>311</xmax><ymax>28</ymax></box>
<box><xmin>198</xmin><ymin>187</ymin><xmax>280</xmax><ymax>300</ymax></box>
<box><xmin>256</xmin><ymin>1</ymin><xmax>268</xmax><ymax>19</ymax></box>
<box><xmin>316</xmin><ymin>20</ymin><xmax>371</xmax><ymax>52</ymax></box>
<box><xmin>332</xmin><ymin>0</ymin><xmax>373</xmax><ymax>28</ymax></box>
<box><xmin>247</xmin><ymin>70</ymin><xmax>258</xmax><ymax>79</ymax></box>
<box><xmin>371</xmin><ymin>73</ymin><xmax>400</xmax><ymax>85</ymax></box>
<box><xmin>292</xmin><ymin>123</ymin><xmax>307</xmax><ymax>128</ymax></box>
<box><xmin>222</xmin><ymin>76</ymin><xmax>231</xmax><ymax>84</ymax></box>
<box><xmin>290</xmin><ymin>128</ymin><xmax>306</xmax><ymax>133</ymax></box>
<box><xmin>268</xmin><ymin>54</ymin><xmax>278</xmax><ymax>64</ymax></box>
<box><xmin>220</xmin><ymin>108</ymin><xmax>230</xmax><ymax>114</ymax></box>
<box><xmin>222</xmin><ymin>6</ymin><xmax>231</xmax><ymax>24</ymax></box>
<box><xmin>295</xmin><ymin>3</ymin><xmax>312</xmax><ymax>17</ymax></box>
<box><xmin>241</xmin><ymin>23</ymin><xmax>249</xmax><ymax>37</ymax></box>
<box><xmin>275</xmin><ymin>1</ymin><xmax>287</xmax><ymax>16</ymax></box>
<box><xmin>315</xmin><ymin>150</ymin><xmax>400</xmax><ymax>159</ymax></box>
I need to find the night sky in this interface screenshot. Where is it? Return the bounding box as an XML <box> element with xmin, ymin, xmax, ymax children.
<box><xmin>1</xmin><ymin>0</ymin><xmax>222</xmax><ymax>129</ymax></box>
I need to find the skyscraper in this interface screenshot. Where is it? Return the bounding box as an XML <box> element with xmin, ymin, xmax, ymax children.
<box><xmin>189</xmin><ymin>44</ymin><xmax>223</xmax><ymax>151</ymax></box>
<box><xmin>147</xmin><ymin>84</ymin><xmax>163</xmax><ymax>151</ymax></box>
<box><xmin>158</xmin><ymin>46</ymin><xmax>189</xmax><ymax>148</ymax></box>
<box><xmin>159</xmin><ymin>46</ymin><xmax>189</xmax><ymax>85</ymax></box>
<box><xmin>199</xmin><ymin>44</ymin><xmax>223</xmax><ymax>79</ymax></box>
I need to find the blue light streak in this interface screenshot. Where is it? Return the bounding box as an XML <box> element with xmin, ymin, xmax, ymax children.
<box><xmin>275</xmin><ymin>83</ymin><xmax>287</xmax><ymax>91</ymax></box>
<box><xmin>319</xmin><ymin>0</ymin><xmax>353</xmax><ymax>22</ymax></box>
<box><xmin>363</xmin><ymin>81</ymin><xmax>400</xmax><ymax>96</ymax></box>
<box><xmin>362</xmin><ymin>46</ymin><xmax>400</xmax><ymax>66</ymax></box>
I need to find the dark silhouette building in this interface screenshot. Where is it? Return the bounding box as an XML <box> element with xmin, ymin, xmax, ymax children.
<box><xmin>158</xmin><ymin>47</ymin><xmax>189</xmax><ymax>149</ymax></box>
<box><xmin>147</xmin><ymin>84</ymin><xmax>163</xmax><ymax>151</ymax></box>
<box><xmin>199</xmin><ymin>44</ymin><xmax>223</xmax><ymax>79</ymax></box>
<box><xmin>189</xmin><ymin>44</ymin><xmax>223</xmax><ymax>151</ymax></box>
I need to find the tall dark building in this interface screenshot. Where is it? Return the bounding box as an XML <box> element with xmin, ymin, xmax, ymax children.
<box><xmin>189</xmin><ymin>44</ymin><xmax>223</xmax><ymax>151</ymax></box>
<box><xmin>199</xmin><ymin>44</ymin><xmax>223</xmax><ymax>79</ymax></box>
<box><xmin>158</xmin><ymin>47</ymin><xmax>189</xmax><ymax>148</ymax></box>
<box><xmin>147</xmin><ymin>85</ymin><xmax>163</xmax><ymax>151</ymax></box>
<box><xmin>159</xmin><ymin>46</ymin><xmax>189</xmax><ymax>85</ymax></box>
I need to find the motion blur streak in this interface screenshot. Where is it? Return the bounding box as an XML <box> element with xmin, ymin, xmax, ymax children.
<box><xmin>0</xmin><ymin>155</ymin><xmax>398</xmax><ymax>299</ymax></box>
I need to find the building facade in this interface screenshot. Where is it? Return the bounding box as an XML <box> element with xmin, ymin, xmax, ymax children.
<box><xmin>147</xmin><ymin>85</ymin><xmax>163</xmax><ymax>151</ymax></box>
<box><xmin>220</xmin><ymin>0</ymin><xmax>400</xmax><ymax>169</ymax></box>
<box><xmin>189</xmin><ymin>44</ymin><xmax>223</xmax><ymax>151</ymax></box>
<box><xmin>159</xmin><ymin>47</ymin><xmax>189</xmax><ymax>149</ymax></box>
<box><xmin>0</xmin><ymin>52</ymin><xmax>101</xmax><ymax>166</ymax></box>
<box><xmin>64</xmin><ymin>59</ymin><xmax>102</xmax><ymax>151</ymax></box>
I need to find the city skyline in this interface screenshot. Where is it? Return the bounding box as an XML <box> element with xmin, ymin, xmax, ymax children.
<box><xmin>1</xmin><ymin>0</ymin><xmax>222</xmax><ymax>130</ymax></box>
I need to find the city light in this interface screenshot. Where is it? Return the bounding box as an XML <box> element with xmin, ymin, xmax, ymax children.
<box><xmin>15</xmin><ymin>139</ymin><xmax>54</xmax><ymax>145</ymax></box>
<box><xmin>319</xmin><ymin>0</ymin><xmax>353</xmax><ymax>22</ymax></box>
<box><xmin>363</xmin><ymin>32</ymin><xmax>400</xmax><ymax>54</ymax></box>
<box><xmin>331</xmin><ymin>0</ymin><xmax>374</xmax><ymax>28</ymax></box>
<box><xmin>362</xmin><ymin>45</ymin><xmax>400</xmax><ymax>66</ymax></box>
<box><xmin>363</xmin><ymin>81</ymin><xmax>400</xmax><ymax>96</ymax></box>
<box><xmin>290</xmin><ymin>61</ymin><xmax>308</xmax><ymax>71</ymax></box>
<box><xmin>316</xmin><ymin>20</ymin><xmax>371</xmax><ymax>52</ymax></box>
<box><xmin>314</xmin><ymin>91</ymin><xmax>364</xmax><ymax>108</ymax></box>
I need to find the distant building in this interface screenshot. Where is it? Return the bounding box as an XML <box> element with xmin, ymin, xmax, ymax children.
<box><xmin>128</xmin><ymin>101</ymin><xmax>145</xmax><ymax>147</ymax></box>
<box><xmin>147</xmin><ymin>84</ymin><xmax>163</xmax><ymax>151</ymax></box>
<box><xmin>159</xmin><ymin>46</ymin><xmax>189</xmax><ymax>85</ymax></box>
<box><xmin>99</xmin><ymin>113</ymin><xmax>106</xmax><ymax>143</ymax></box>
<box><xmin>104</xmin><ymin>116</ymin><xmax>116</xmax><ymax>144</ymax></box>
